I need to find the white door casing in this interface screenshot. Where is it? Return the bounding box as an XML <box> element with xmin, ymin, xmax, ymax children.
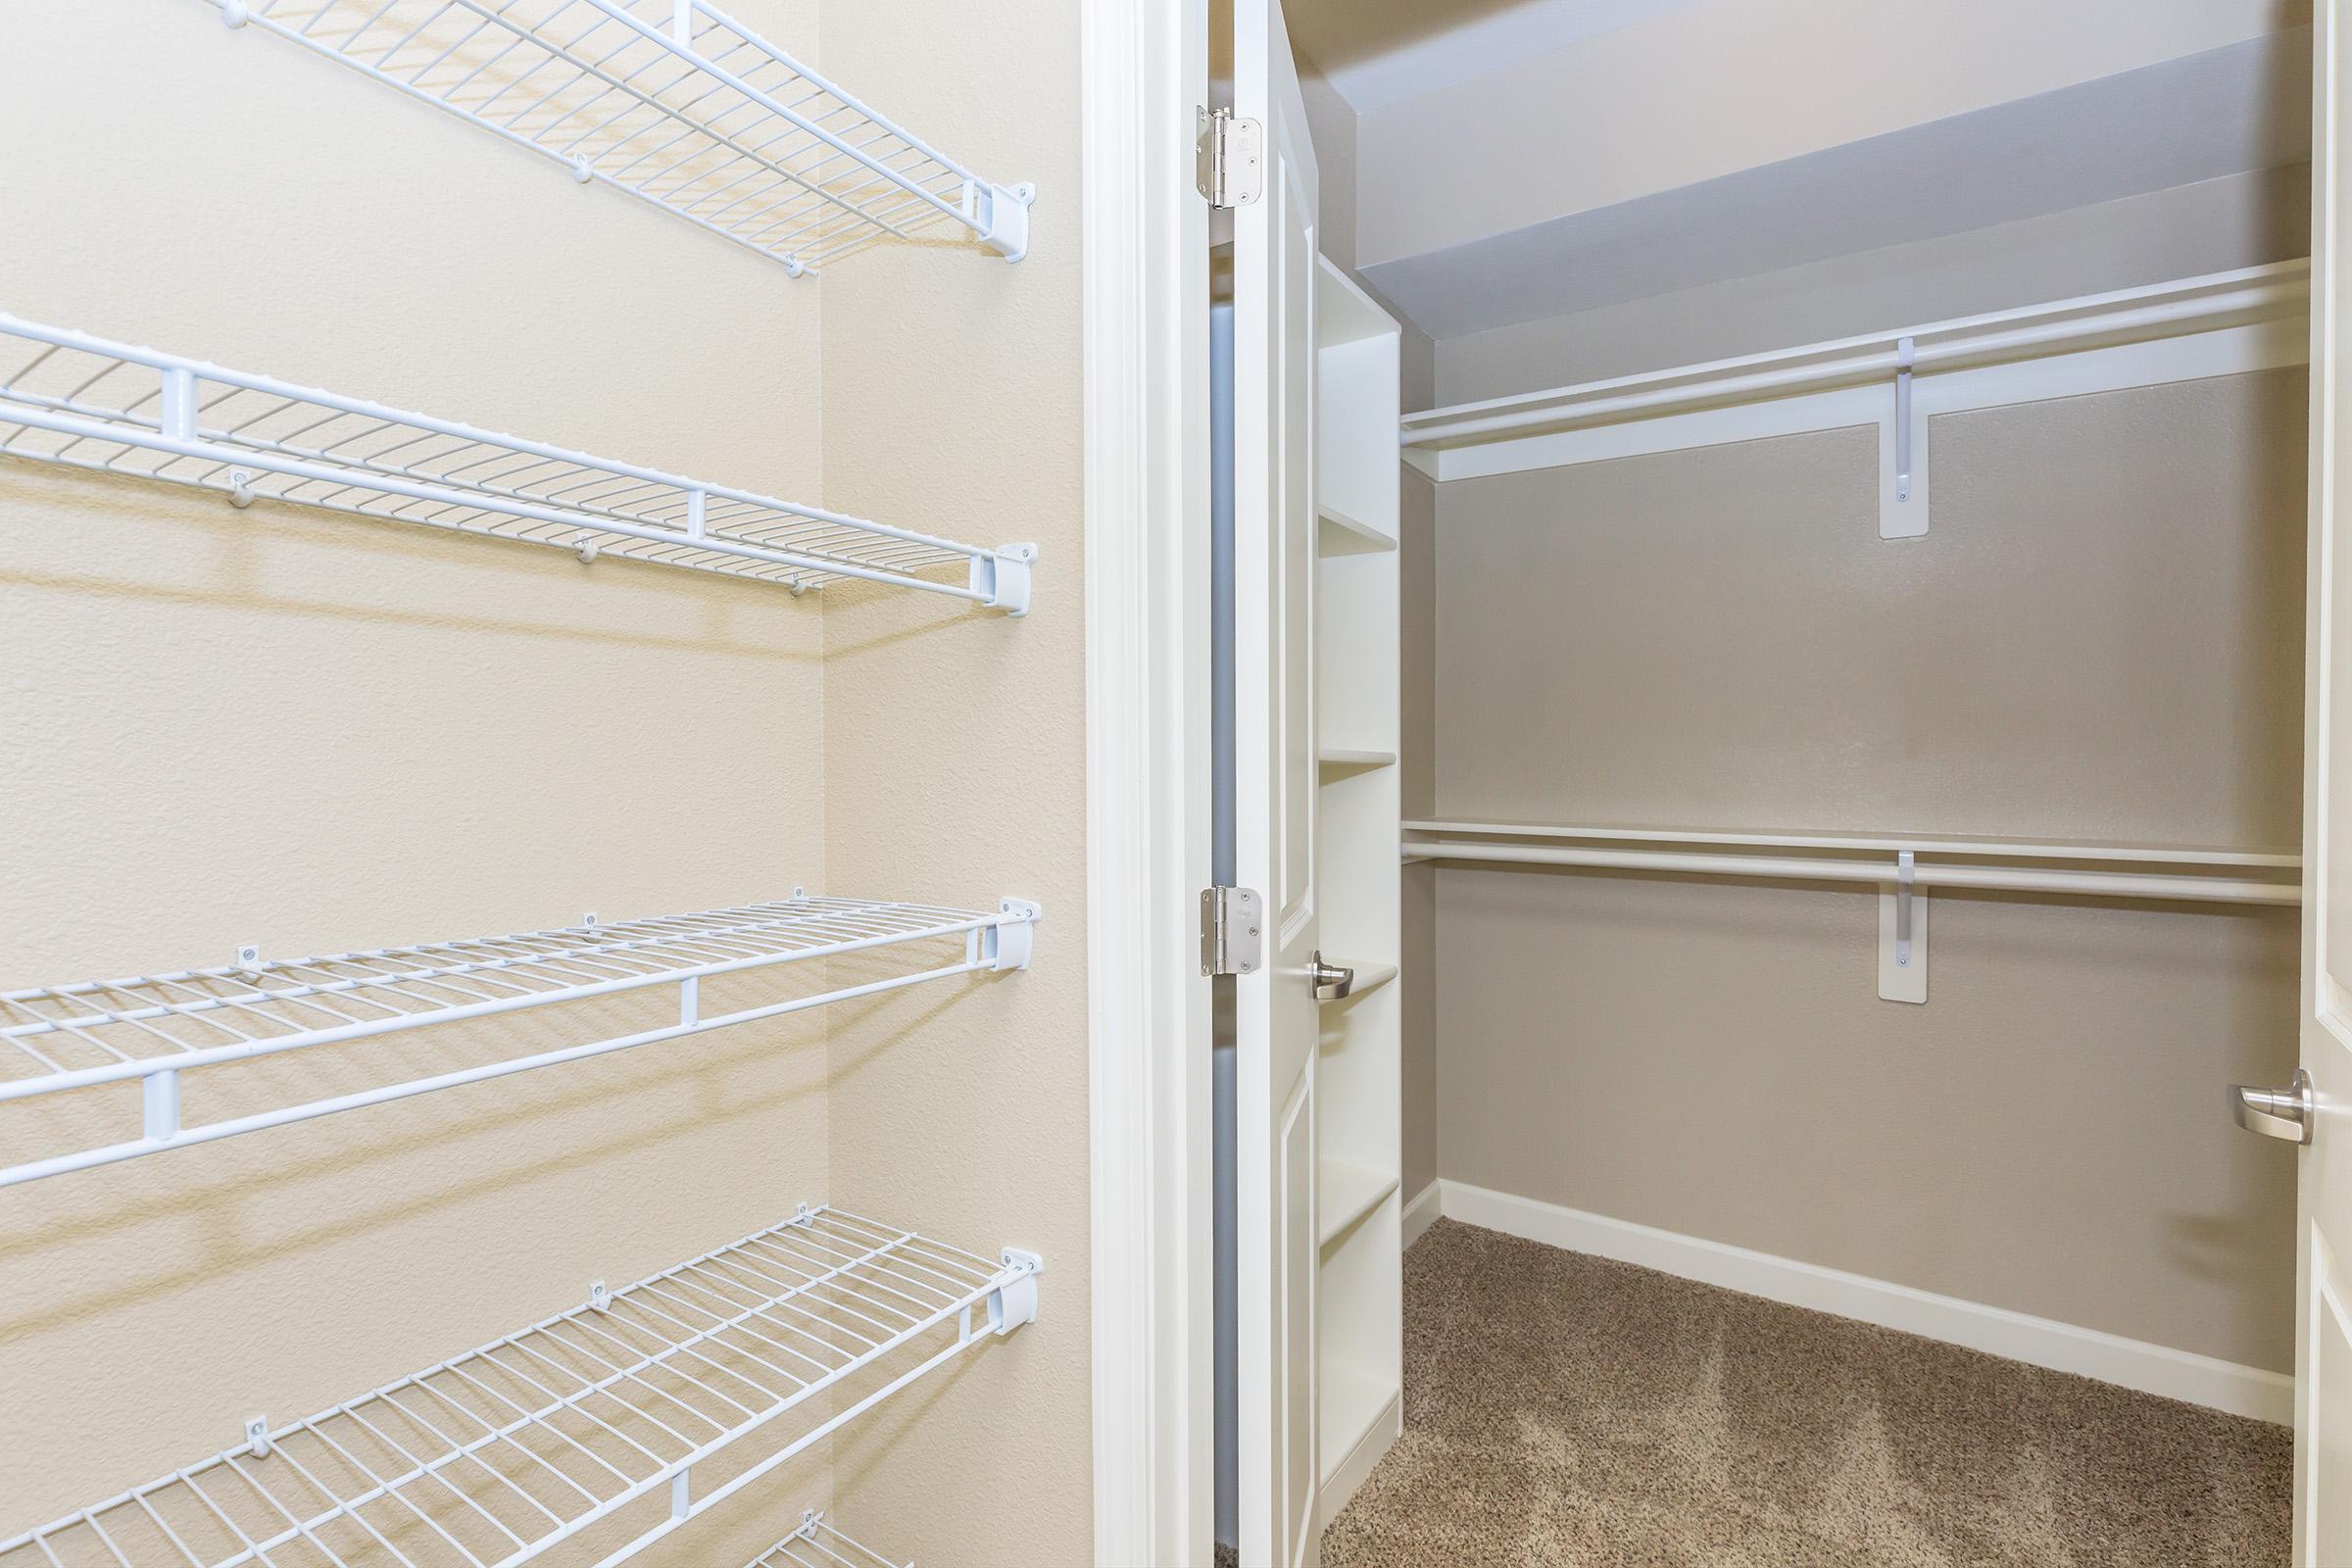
<box><xmin>1229</xmin><ymin>0</ymin><xmax>1321</xmax><ymax>1560</ymax></box>
<box><xmin>2300</xmin><ymin>4</ymin><xmax>2352</xmax><ymax>1561</ymax></box>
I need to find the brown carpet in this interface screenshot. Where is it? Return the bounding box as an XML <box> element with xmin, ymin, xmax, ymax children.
<box><xmin>1320</xmin><ymin>1219</ymin><xmax>2290</xmax><ymax>1568</ymax></box>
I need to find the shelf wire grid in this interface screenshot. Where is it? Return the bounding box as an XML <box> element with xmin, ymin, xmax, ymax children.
<box><xmin>206</xmin><ymin>0</ymin><xmax>1017</xmax><ymax>273</ymax></box>
<box><xmin>0</xmin><ymin>894</ymin><xmax>1031</xmax><ymax>1189</ymax></box>
<box><xmin>0</xmin><ymin>1206</ymin><xmax>1035</xmax><ymax>1568</ymax></box>
<box><xmin>0</xmin><ymin>315</ymin><xmax>1023</xmax><ymax>604</ymax></box>
<box><xmin>749</xmin><ymin>1513</ymin><xmax>907</xmax><ymax>1568</ymax></box>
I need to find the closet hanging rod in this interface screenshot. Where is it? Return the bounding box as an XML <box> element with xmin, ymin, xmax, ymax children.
<box><xmin>1399</xmin><ymin>261</ymin><xmax>2309</xmax><ymax>451</ymax></box>
<box><xmin>0</xmin><ymin>893</ymin><xmax>1043</xmax><ymax>1190</ymax></box>
<box><xmin>206</xmin><ymin>0</ymin><xmax>1034</xmax><ymax>272</ymax></box>
<box><xmin>0</xmin><ymin>314</ymin><xmax>1036</xmax><ymax>611</ymax></box>
<box><xmin>1402</xmin><ymin>838</ymin><xmax>2299</xmax><ymax>906</ymax></box>
<box><xmin>1403</xmin><ymin>819</ymin><xmax>2301</xmax><ymax>870</ymax></box>
<box><xmin>0</xmin><ymin>1205</ymin><xmax>1042</xmax><ymax>1568</ymax></box>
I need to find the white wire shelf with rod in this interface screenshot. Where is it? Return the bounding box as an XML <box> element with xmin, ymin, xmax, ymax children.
<box><xmin>0</xmin><ymin>315</ymin><xmax>1037</xmax><ymax>612</ymax></box>
<box><xmin>1402</xmin><ymin>819</ymin><xmax>2303</xmax><ymax>906</ymax></box>
<box><xmin>0</xmin><ymin>1204</ymin><xmax>1044</xmax><ymax>1568</ymax></box>
<box><xmin>0</xmin><ymin>893</ymin><xmax>1042</xmax><ymax>1191</ymax></box>
<box><xmin>206</xmin><ymin>0</ymin><xmax>1034</xmax><ymax>274</ymax></box>
<box><xmin>750</xmin><ymin>1510</ymin><xmax>907</xmax><ymax>1568</ymax></box>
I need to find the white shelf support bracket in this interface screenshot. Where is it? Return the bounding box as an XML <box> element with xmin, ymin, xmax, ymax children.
<box><xmin>243</xmin><ymin>1415</ymin><xmax>270</xmax><ymax>1460</ymax></box>
<box><xmin>972</xmin><ymin>543</ymin><xmax>1038</xmax><ymax>615</ymax></box>
<box><xmin>669</xmin><ymin>1467</ymin><xmax>691</xmax><ymax>1522</ymax></box>
<box><xmin>669</xmin><ymin>0</ymin><xmax>695</xmax><ymax>45</ymax></box>
<box><xmin>985</xmin><ymin>899</ymin><xmax>1043</xmax><ymax>971</ymax></box>
<box><xmin>142</xmin><ymin>1070</ymin><xmax>180</xmax><ymax>1143</ymax></box>
<box><xmin>1878</xmin><ymin>852</ymin><xmax>1929</xmax><ymax>1004</ymax></box>
<box><xmin>969</xmin><ymin>180</ymin><xmax>1037</xmax><ymax>264</ymax></box>
<box><xmin>684</xmin><ymin>488</ymin><xmax>707</xmax><ymax>540</ymax></box>
<box><xmin>219</xmin><ymin>0</ymin><xmax>249</xmax><ymax>27</ymax></box>
<box><xmin>678</xmin><ymin>974</ymin><xmax>700</xmax><ymax>1028</ymax></box>
<box><xmin>227</xmin><ymin>467</ymin><xmax>256</xmax><ymax>510</ymax></box>
<box><xmin>1881</xmin><ymin>335</ymin><xmax>1930</xmax><ymax>539</ymax></box>
<box><xmin>989</xmin><ymin>1247</ymin><xmax>1045</xmax><ymax>1335</ymax></box>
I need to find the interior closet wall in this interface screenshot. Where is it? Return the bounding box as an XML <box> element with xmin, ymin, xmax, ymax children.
<box><xmin>1427</xmin><ymin>357</ymin><xmax>2307</xmax><ymax>1370</ymax></box>
<box><xmin>0</xmin><ymin>2</ymin><xmax>1086</xmax><ymax>1561</ymax></box>
<box><xmin>815</xmin><ymin>0</ymin><xmax>1091</xmax><ymax>1558</ymax></box>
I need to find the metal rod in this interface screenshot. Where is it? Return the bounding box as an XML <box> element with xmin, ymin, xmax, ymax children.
<box><xmin>1400</xmin><ymin>264</ymin><xmax>2308</xmax><ymax>450</ymax></box>
<box><xmin>1401</xmin><ymin>840</ymin><xmax>2301</xmax><ymax>906</ymax></box>
<box><xmin>1399</xmin><ymin>818</ymin><xmax>2302</xmax><ymax>869</ymax></box>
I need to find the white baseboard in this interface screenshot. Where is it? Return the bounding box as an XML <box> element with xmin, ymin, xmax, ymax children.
<box><xmin>1317</xmin><ymin>1390</ymin><xmax>1400</xmax><ymax>1528</ymax></box>
<box><xmin>1399</xmin><ymin>1179</ymin><xmax>1442</xmax><ymax>1250</ymax></box>
<box><xmin>1438</xmin><ymin>1179</ymin><xmax>2292</xmax><ymax>1426</ymax></box>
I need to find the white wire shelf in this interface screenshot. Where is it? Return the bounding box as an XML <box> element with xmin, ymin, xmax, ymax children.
<box><xmin>207</xmin><ymin>0</ymin><xmax>1034</xmax><ymax>274</ymax></box>
<box><xmin>0</xmin><ymin>1205</ymin><xmax>1043</xmax><ymax>1568</ymax></box>
<box><xmin>0</xmin><ymin>893</ymin><xmax>1041</xmax><ymax>1190</ymax></box>
<box><xmin>0</xmin><ymin>314</ymin><xmax>1036</xmax><ymax>611</ymax></box>
<box><xmin>750</xmin><ymin>1511</ymin><xmax>907</xmax><ymax>1568</ymax></box>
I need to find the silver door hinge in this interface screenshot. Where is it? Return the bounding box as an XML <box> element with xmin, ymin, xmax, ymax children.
<box><xmin>1197</xmin><ymin>107</ymin><xmax>1263</xmax><ymax>209</ymax></box>
<box><xmin>1200</xmin><ymin>886</ymin><xmax>1263</xmax><ymax>976</ymax></box>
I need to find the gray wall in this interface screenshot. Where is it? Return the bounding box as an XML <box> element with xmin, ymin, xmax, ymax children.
<box><xmin>1429</xmin><ymin>370</ymin><xmax>2306</xmax><ymax>1369</ymax></box>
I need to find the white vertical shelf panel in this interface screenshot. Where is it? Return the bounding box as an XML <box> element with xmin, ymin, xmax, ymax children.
<box><xmin>1310</xmin><ymin>255</ymin><xmax>1402</xmax><ymax>1526</ymax></box>
<box><xmin>0</xmin><ymin>1207</ymin><xmax>1043</xmax><ymax>1568</ymax></box>
<box><xmin>0</xmin><ymin>315</ymin><xmax>1038</xmax><ymax>609</ymax></box>
<box><xmin>206</xmin><ymin>0</ymin><xmax>1034</xmax><ymax>273</ymax></box>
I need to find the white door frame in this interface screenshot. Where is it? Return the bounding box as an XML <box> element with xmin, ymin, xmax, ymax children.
<box><xmin>1082</xmin><ymin>0</ymin><xmax>1214</xmax><ymax>1561</ymax></box>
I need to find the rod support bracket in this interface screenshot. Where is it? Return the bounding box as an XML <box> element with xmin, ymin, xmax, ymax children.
<box><xmin>989</xmin><ymin>1247</ymin><xmax>1044</xmax><ymax>1335</ymax></box>
<box><xmin>985</xmin><ymin>898</ymin><xmax>1043</xmax><ymax>972</ymax></box>
<box><xmin>974</xmin><ymin>543</ymin><xmax>1037</xmax><ymax>615</ymax></box>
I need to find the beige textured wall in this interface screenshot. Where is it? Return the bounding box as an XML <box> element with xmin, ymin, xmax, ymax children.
<box><xmin>813</xmin><ymin>1</ymin><xmax>1092</xmax><ymax>1563</ymax></box>
<box><xmin>0</xmin><ymin>1</ymin><xmax>1084</xmax><ymax>1560</ymax></box>
<box><xmin>1432</xmin><ymin>372</ymin><xmax>2306</xmax><ymax>1368</ymax></box>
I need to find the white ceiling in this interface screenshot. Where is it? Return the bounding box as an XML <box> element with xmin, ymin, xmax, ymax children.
<box><xmin>1356</xmin><ymin>28</ymin><xmax>2311</xmax><ymax>339</ymax></box>
<box><xmin>1294</xmin><ymin>0</ymin><xmax>1703</xmax><ymax>111</ymax></box>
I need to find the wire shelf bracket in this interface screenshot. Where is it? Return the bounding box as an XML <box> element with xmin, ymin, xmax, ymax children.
<box><xmin>750</xmin><ymin>1510</ymin><xmax>909</xmax><ymax>1568</ymax></box>
<box><xmin>0</xmin><ymin>314</ymin><xmax>1036</xmax><ymax>611</ymax></box>
<box><xmin>0</xmin><ymin>894</ymin><xmax>1043</xmax><ymax>1191</ymax></box>
<box><xmin>0</xmin><ymin>1205</ymin><xmax>1044</xmax><ymax>1568</ymax></box>
<box><xmin>208</xmin><ymin>0</ymin><xmax>1036</xmax><ymax>273</ymax></box>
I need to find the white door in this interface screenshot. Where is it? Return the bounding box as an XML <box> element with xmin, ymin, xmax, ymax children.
<box><xmin>2290</xmin><ymin>3</ymin><xmax>2352</xmax><ymax>1559</ymax></box>
<box><xmin>1228</xmin><ymin>0</ymin><xmax>1321</xmax><ymax>1559</ymax></box>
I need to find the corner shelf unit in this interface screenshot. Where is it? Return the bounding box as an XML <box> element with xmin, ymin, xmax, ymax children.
<box><xmin>0</xmin><ymin>315</ymin><xmax>1036</xmax><ymax>611</ymax></box>
<box><xmin>1310</xmin><ymin>254</ymin><xmax>1403</xmax><ymax>1529</ymax></box>
<box><xmin>750</xmin><ymin>1512</ymin><xmax>908</xmax><ymax>1568</ymax></box>
<box><xmin>207</xmin><ymin>0</ymin><xmax>1035</xmax><ymax>274</ymax></box>
<box><xmin>0</xmin><ymin>893</ymin><xmax>1040</xmax><ymax>1190</ymax></box>
<box><xmin>0</xmin><ymin>1205</ymin><xmax>1042</xmax><ymax>1568</ymax></box>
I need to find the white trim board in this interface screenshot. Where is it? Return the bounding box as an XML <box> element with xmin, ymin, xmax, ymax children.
<box><xmin>1435</xmin><ymin>1179</ymin><xmax>2293</xmax><ymax>1425</ymax></box>
<box><xmin>1400</xmin><ymin>1179</ymin><xmax>1443</xmax><ymax>1250</ymax></box>
<box><xmin>1081</xmin><ymin>0</ymin><xmax>1212</xmax><ymax>1559</ymax></box>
